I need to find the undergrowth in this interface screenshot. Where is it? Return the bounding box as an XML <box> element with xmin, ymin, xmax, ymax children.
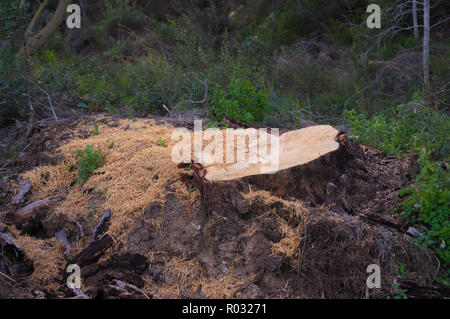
<box><xmin>346</xmin><ymin>93</ymin><xmax>449</xmax><ymax>267</ymax></box>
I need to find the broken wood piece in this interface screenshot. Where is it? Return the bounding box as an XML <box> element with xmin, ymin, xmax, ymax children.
<box><xmin>76</xmin><ymin>221</ymin><xmax>84</xmax><ymax>239</ymax></box>
<box><xmin>0</xmin><ymin>232</ymin><xmax>23</xmax><ymax>256</ymax></box>
<box><xmin>68</xmin><ymin>288</ymin><xmax>90</xmax><ymax>299</ymax></box>
<box><xmin>11</xmin><ymin>181</ymin><xmax>32</xmax><ymax>205</ymax></box>
<box><xmin>55</xmin><ymin>229</ymin><xmax>70</xmax><ymax>246</ymax></box>
<box><xmin>398</xmin><ymin>279</ymin><xmax>450</xmax><ymax>299</ymax></box>
<box><xmin>407</xmin><ymin>227</ymin><xmax>424</xmax><ymax>238</ymax></box>
<box><xmin>73</xmin><ymin>235</ymin><xmax>113</xmax><ymax>266</ymax></box>
<box><xmin>366</xmin><ymin>212</ymin><xmax>404</xmax><ymax>230</ymax></box>
<box><xmin>14</xmin><ymin>195</ymin><xmax>64</xmax><ymax>224</ymax></box>
<box><xmin>91</xmin><ymin>209</ymin><xmax>111</xmax><ymax>243</ymax></box>
<box><xmin>111</xmin><ymin>279</ymin><xmax>151</xmax><ymax>299</ymax></box>
<box><xmin>0</xmin><ymin>270</ymin><xmax>16</xmax><ymax>283</ymax></box>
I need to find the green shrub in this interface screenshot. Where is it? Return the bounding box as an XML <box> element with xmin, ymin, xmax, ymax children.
<box><xmin>345</xmin><ymin>94</ymin><xmax>449</xmax><ymax>263</ymax></box>
<box><xmin>91</xmin><ymin>0</ymin><xmax>148</xmax><ymax>49</ymax></box>
<box><xmin>75</xmin><ymin>145</ymin><xmax>104</xmax><ymax>185</ymax></box>
<box><xmin>400</xmin><ymin>155</ymin><xmax>449</xmax><ymax>263</ymax></box>
<box><xmin>345</xmin><ymin>94</ymin><xmax>449</xmax><ymax>157</ymax></box>
<box><xmin>212</xmin><ymin>76</ymin><xmax>269</xmax><ymax>123</ymax></box>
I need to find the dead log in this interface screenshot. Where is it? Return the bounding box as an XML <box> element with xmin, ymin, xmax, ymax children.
<box><xmin>365</xmin><ymin>212</ymin><xmax>405</xmax><ymax>230</ymax></box>
<box><xmin>190</xmin><ymin>125</ymin><xmax>363</xmax><ymax>215</ymax></box>
<box><xmin>398</xmin><ymin>279</ymin><xmax>450</xmax><ymax>299</ymax></box>
<box><xmin>14</xmin><ymin>195</ymin><xmax>64</xmax><ymax>224</ymax></box>
<box><xmin>91</xmin><ymin>209</ymin><xmax>111</xmax><ymax>243</ymax></box>
<box><xmin>73</xmin><ymin>235</ymin><xmax>113</xmax><ymax>267</ymax></box>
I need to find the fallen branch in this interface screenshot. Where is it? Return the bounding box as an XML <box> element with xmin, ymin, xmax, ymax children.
<box><xmin>14</xmin><ymin>194</ymin><xmax>65</xmax><ymax>224</ymax></box>
<box><xmin>161</xmin><ymin>104</ymin><xmax>172</xmax><ymax>116</ymax></box>
<box><xmin>0</xmin><ymin>271</ymin><xmax>16</xmax><ymax>283</ymax></box>
<box><xmin>398</xmin><ymin>279</ymin><xmax>450</xmax><ymax>299</ymax></box>
<box><xmin>365</xmin><ymin>212</ymin><xmax>405</xmax><ymax>230</ymax></box>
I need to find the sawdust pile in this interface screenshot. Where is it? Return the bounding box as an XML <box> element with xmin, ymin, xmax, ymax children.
<box><xmin>16</xmin><ymin>117</ymin><xmax>199</xmax><ymax>283</ymax></box>
<box><xmin>23</xmin><ymin>117</ymin><xmax>197</xmax><ymax>239</ymax></box>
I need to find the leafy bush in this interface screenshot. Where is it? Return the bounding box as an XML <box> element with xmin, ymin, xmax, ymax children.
<box><xmin>75</xmin><ymin>145</ymin><xmax>104</xmax><ymax>185</ymax></box>
<box><xmin>400</xmin><ymin>155</ymin><xmax>449</xmax><ymax>262</ymax></box>
<box><xmin>212</xmin><ymin>76</ymin><xmax>269</xmax><ymax>123</ymax></box>
<box><xmin>345</xmin><ymin>94</ymin><xmax>449</xmax><ymax>157</ymax></box>
<box><xmin>92</xmin><ymin>0</ymin><xmax>148</xmax><ymax>48</ymax></box>
<box><xmin>345</xmin><ymin>94</ymin><xmax>449</xmax><ymax>263</ymax></box>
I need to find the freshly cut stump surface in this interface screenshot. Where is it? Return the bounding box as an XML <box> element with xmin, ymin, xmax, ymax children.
<box><xmin>189</xmin><ymin>125</ymin><xmax>363</xmax><ymax>215</ymax></box>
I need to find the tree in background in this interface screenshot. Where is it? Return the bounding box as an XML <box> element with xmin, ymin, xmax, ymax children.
<box><xmin>18</xmin><ymin>0</ymin><xmax>71</xmax><ymax>57</ymax></box>
<box><xmin>423</xmin><ymin>0</ymin><xmax>430</xmax><ymax>87</ymax></box>
<box><xmin>413</xmin><ymin>0</ymin><xmax>419</xmax><ymax>38</ymax></box>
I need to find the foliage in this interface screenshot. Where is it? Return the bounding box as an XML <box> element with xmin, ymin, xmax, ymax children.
<box><xmin>0</xmin><ymin>0</ymin><xmax>31</xmax><ymax>125</ymax></box>
<box><xmin>157</xmin><ymin>137</ymin><xmax>167</xmax><ymax>147</ymax></box>
<box><xmin>212</xmin><ymin>76</ymin><xmax>269</xmax><ymax>123</ymax></box>
<box><xmin>91</xmin><ymin>0</ymin><xmax>148</xmax><ymax>49</ymax></box>
<box><xmin>346</xmin><ymin>94</ymin><xmax>450</xmax><ymax>263</ymax></box>
<box><xmin>75</xmin><ymin>145</ymin><xmax>104</xmax><ymax>185</ymax></box>
<box><xmin>345</xmin><ymin>94</ymin><xmax>449</xmax><ymax>157</ymax></box>
<box><xmin>400</xmin><ymin>156</ymin><xmax>449</xmax><ymax>262</ymax></box>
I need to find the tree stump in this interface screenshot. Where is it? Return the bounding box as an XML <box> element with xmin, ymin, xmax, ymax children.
<box><xmin>189</xmin><ymin>125</ymin><xmax>364</xmax><ymax>215</ymax></box>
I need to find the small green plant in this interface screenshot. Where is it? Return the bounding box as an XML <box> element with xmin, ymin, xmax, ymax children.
<box><xmin>387</xmin><ymin>263</ymin><xmax>408</xmax><ymax>299</ymax></box>
<box><xmin>437</xmin><ymin>270</ymin><xmax>449</xmax><ymax>287</ymax></box>
<box><xmin>212</xmin><ymin>76</ymin><xmax>269</xmax><ymax>123</ymax></box>
<box><xmin>75</xmin><ymin>145</ymin><xmax>104</xmax><ymax>185</ymax></box>
<box><xmin>106</xmin><ymin>139</ymin><xmax>114</xmax><ymax>149</ymax></box>
<box><xmin>157</xmin><ymin>137</ymin><xmax>167</xmax><ymax>147</ymax></box>
<box><xmin>92</xmin><ymin>123</ymin><xmax>100</xmax><ymax>136</ymax></box>
<box><xmin>387</xmin><ymin>282</ymin><xmax>408</xmax><ymax>299</ymax></box>
<box><xmin>395</xmin><ymin>263</ymin><xmax>406</xmax><ymax>279</ymax></box>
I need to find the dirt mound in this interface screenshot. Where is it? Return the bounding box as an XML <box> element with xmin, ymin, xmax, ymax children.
<box><xmin>0</xmin><ymin>115</ymin><xmax>442</xmax><ymax>298</ymax></box>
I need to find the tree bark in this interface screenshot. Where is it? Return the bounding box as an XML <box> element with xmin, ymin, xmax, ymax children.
<box><xmin>423</xmin><ymin>0</ymin><xmax>430</xmax><ymax>87</ymax></box>
<box><xmin>412</xmin><ymin>0</ymin><xmax>419</xmax><ymax>38</ymax></box>
<box><xmin>25</xmin><ymin>0</ymin><xmax>50</xmax><ymax>39</ymax></box>
<box><xmin>19</xmin><ymin>0</ymin><xmax>71</xmax><ymax>57</ymax></box>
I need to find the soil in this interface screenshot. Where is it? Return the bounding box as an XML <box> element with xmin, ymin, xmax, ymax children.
<box><xmin>0</xmin><ymin>113</ymin><xmax>446</xmax><ymax>299</ymax></box>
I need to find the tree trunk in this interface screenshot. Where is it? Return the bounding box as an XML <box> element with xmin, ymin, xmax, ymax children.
<box><xmin>25</xmin><ymin>0</ymin><xmax>50</xmax><ymax>39</ymax></box>
<box><xmin>187</xmin><ymin>126</ymin><xmax>364</xmax><ymax>215</ymax></box>
<box><xmin>19</xmin><ymin>0</ymin><xmax>71</xmax><ymax>57</ymax></box>
<box><xmin>423</xmin><ymin>0</ymin><xmax>430</xmax><ymax>87</ymax></box>
<box><xmin>412</xmin><ymin>0</ymin><xmax>419</xmax><ymax>38</ymax></box>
